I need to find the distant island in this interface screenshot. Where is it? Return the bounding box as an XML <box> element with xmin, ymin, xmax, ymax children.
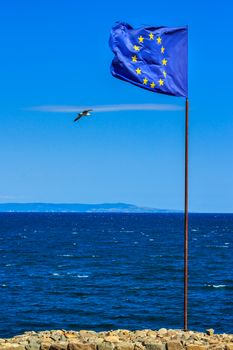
<box><xmin>0</xmin><ymin>202</ymin><xmax>180</xmax><ymax>213</ymax></box>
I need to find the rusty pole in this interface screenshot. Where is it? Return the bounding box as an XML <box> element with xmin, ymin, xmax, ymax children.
<box><xmin>184</xmin><ymin>97</ymin><xmax>189</xmax><ymax>331</ymax></box>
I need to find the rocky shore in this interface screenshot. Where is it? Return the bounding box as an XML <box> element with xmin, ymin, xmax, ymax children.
<box><xmin>0</xmin><ymin>329</ymin><xmax>233</xmax><ymax>350</ymax></box>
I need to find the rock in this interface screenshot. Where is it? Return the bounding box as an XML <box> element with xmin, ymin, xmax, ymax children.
<box><xmin>0</xmin><ymin>345</ymin><xmax>25</xmax><ymax>350</ymax></box>
<box><xmin>40</xmin><ymin>343</ymin><xmax>51</xmax><ymax>350</ymax></box>
<box><xmin>166</xmin><ymin>341</ymin><xmax>183</xmax><ymax>350</ymax></box>
<box><xmin>98</xmin><ymin>342</ymin><xmax>115</xmax><ymax>350</ymax></box>
<box><xmin>209</xmin><ymin>339</ymin><xmax>219</xmax><ymax>345</ymax></box>
<box><xmin>183</xmin><ymin>334</ymin><xmax>190</xmax><ymax>341</ymax></box>
<box><xmin>135</xmin><ymin>332</ymin><xmax>148</xmax><ymax>338</ymax></box>
<box><xmin>146</xmin><ymin>332</ymin><xmax>157</xmax><ymax>339</ymax></box>
<box><xmin>186</xmin><ymin>346</ymin><xmax>208</xmax><ymax>350</ymax></box>
<box><xmin>26</xmin><ymin>336</ymin><xmax>41</xmax><ymax>350</ymax></box>
<box><xmin>206</xmin><ymin>330</ymin><xmax>215</xmax><ymax>336</ymax></box>
<box><xmin>19</xmin><ymin>341</ymin><xmax>29</xmax><ymax>347</ymax></box>
<box><xmin>67</xmin><ymin>344</ymin><xmax>96</xmax><ymax>350</ymax></box>
<box><xmin>104</xmin><ymin>337</ymin><xmax>120</xmax><ymax>343</ymax></box>
<box><xmin>144</xmin><ymin>342</ymin><xmax>166</xmax><ymax>350</ymax></box>
<box><xmin>59</xmin><ymin>336</ymin><xmax>68</xmax><ymax>343</ymax></box>
<box><xmin>95</xmin><ymin>339</ymin><xmax>104</xmax><ymax>346</ymax></box>
<box><xmin>134</xmin><ymin>342</ymin><xmax>145</xmax><ymax>350</ymax></box>
<box><xmin>49</xmin><ymin>343</ymin><xmax>68</xmax><ymax>350</ymax></box>
<box><xmin>39</xmin><ymin>337</ymin><xmax>53</xmax><ymax>343</ymax></box>
<box><xmin>68</xmin><ymin>345</ymin><xmax>83</xmax><ymax>350</ymax></box>
<box><xmin>158</xmin><ymin>330</ymin><xmax>167</xmax><ymax>336</ymax></box>
<box><xmin>192</xmin><ymin>336</ymin><xmax>200</xmax><ymax>342</ymax></box>
<box><xmin>51</xmin><ymin>336</ymin><xmax>62</xmax><ymax>342</ymax></box>
<box><xmin>67</xmin><ymin>345</ymin><xmax>80</xmax><ymax>350</ymax></box>
<box><xmin>167</xmin><ymin>332</ymin><xmax>178</xmax><ymax>337</ymax></box>
<box><xmin>115</xmin><ymin>342</ymin><xmax>134</xmax><ymax>350</ymax></box>
<box><xmin>212</xmin><ymin>345</ymin><xmax>225</xmax><ymax>350</ymax></box>
<box><xmin>79</xmin><ymin>331</ymin><xmax>95</xmax><ymax>337</ymax></box>
<box><xmin>117</xmin><ymin>331</ymin><xmax>131</xmax><ymax>338</ymax></box>
<box><xmin>64</xmin><ymin>334</ymin><xmax>79</xmax><ymax>340</ymax></box>
<box><xmin>26</xmin><ymin>342</ymin><xmax>40</xmax><ymax>350</ymax></box>
<box><xmin>226</xmin><ymin>346</ymin><xmax>233</xmax><ymax>350</ymax></box>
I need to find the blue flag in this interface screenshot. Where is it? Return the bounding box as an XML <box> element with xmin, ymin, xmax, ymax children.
<box><xmin>109</xmin><ymin>22</ymin><xmax>188</xmax><ymax>98</ymax></box>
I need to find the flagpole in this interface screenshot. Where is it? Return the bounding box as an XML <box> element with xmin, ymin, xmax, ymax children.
<box><xmin>184</xmin><ymin>97</ymin><xmax>189</xmax><ymax>331</ymax></box>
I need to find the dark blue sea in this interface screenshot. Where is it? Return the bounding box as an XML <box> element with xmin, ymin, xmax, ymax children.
<box><xmin>0</xmin><ymin>213</ymin><xmax>233</xmax><ymax>337</ymax></box>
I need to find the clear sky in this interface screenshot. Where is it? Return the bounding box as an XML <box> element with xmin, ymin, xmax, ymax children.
<box><xmin>0</xmin><ymin>0</ymin><xmax>232</xmax><ymax>212</ymax></box>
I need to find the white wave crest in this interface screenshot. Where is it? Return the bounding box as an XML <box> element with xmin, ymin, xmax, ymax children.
<box><xmin>76</xmin><ymin>275</ymin><xmax>89</xmax><ymax>278</ymax></box>
<box><xmin>206</xmin><ymin>284</ymin><xmax>226</xmax><ymax>288</ymax></box>
<box><xmin>57</xmin><ymin>254</ymin><xmax>73</xmax><ymax>257</ymax></box>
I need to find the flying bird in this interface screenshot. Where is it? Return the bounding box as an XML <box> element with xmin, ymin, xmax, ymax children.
<box><xmin>74</xmin><ymin>109</ymin><xmax>93</xmax><ymax>122</ymax></box>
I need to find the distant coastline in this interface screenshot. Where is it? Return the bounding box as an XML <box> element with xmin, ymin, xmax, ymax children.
<box><xmin>0</xmin><ymin>202</ymin><xmax>181</xmax><ymax>213</ymax></box>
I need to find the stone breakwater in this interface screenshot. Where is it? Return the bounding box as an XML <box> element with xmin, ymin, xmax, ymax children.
<box><xmin>0</xmin><ymin>329</ymin><xmax>233</xmax><ymax>350</ymax></box>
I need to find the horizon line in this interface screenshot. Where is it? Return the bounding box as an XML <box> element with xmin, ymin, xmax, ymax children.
<box><xmin>0</xmin><ymin>202</ymin><xmax>232</xmax><ymax>214</ymax></box>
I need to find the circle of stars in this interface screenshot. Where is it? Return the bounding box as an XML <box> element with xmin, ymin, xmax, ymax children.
<box><xmin>131</xmin><ymin>32</ymin><xmax>168</xmax><ymax>90</ymax></box>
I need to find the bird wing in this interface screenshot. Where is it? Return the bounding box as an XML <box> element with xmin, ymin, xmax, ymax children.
<box><xmin>74</xmin><ymin>114</ymin><xmax>83</xmax><ymax>122</ymax></box>
<box><xmin>83</xmin><ymin>109</ymin><xmax>93</xmax><ymax>114</ymax></box>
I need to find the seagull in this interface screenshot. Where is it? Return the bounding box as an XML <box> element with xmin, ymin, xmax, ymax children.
<box><xmin>74</xmin><ymin>109</ymin><xmax>93</xmax><ymax>122</ymax></box>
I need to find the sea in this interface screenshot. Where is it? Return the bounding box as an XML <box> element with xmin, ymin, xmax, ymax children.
<box><xmin>0</xmin><ymin>213</ymin><xmax>232</xmax><ymax>338</ymax></box>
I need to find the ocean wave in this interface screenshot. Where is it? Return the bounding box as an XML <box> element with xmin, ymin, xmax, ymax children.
<box><xmin>206</xmin><ymin>284</ymin><xmax>227</xmax><ymax>288</ymax></box>
<box><xmin>206</xmin><ymin>245</ymin><xmax>229</xmax><ymax>248</ymax></box>
<box><xmin>57</xmin><ymin>254</ymin><xmax>74</xmax><ymax>257</ymax></box>
<box><xmin>76</xmin><ymin>275</ymin><xmax>89</xmax><ymax>278</ymax></box>
<box><xmin>52</xmin><ymin>272</ymin><xmax>89</xmax><ymax>278</ymax></box>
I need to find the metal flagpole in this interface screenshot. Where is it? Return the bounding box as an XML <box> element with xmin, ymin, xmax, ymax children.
<box><xmin>184</xmin><ymin>97</ymin><xmax>189</xmax><ymax>331</ymax></box>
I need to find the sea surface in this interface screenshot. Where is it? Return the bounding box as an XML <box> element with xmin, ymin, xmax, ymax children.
<box><xmin>0</xmin><ymin>213</ymin><xmax>232</xmax><ymax>337</ymax></box>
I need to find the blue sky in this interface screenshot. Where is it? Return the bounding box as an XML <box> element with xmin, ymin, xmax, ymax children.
<box><xmin>0</xmin><ymin>0</ymin><xmax>232</xmax><ymax>212</ymax></box>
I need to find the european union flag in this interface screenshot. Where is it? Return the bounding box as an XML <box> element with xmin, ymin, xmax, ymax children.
<box><xmin>109</xmin><ymin>22</ymin><xmax>188</xmax><ymax>98</ymax></box>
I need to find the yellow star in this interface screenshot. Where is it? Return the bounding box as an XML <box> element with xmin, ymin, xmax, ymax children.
<box><xmin>149</xmin><ymin>33</ymin><xmax>154</xmax><ymax>40</ymax></box>
<box><xmin>161</xmin><ymin>46</ymin><xmax>165</xmax><ymax>53</ymax></box>
<box><xmin>158</xmin><ymin>79</ymin><xmax>164</xmax><ymax>86</ymax></box>
<box><xmin>138</xmin><ymin>35</ymin><xmax>144</xmax><ymax>43</ymax></box>
<box><xmin>132</xmin><ymin>55</ymin><xmax>137</xmax><ymax>62</ymax></box>
<box><xmin>133</xmin><ymin>45</ymin><xmax>140</xmax><ymax>51</ymax></box>
<box><xmin>162</xmin><ymin>58</ymin><xmax>167</xmax><ymax>66</ymax></box>
<box><xmin>143</xmin><ymin>78</ymin><xmax>148</xmax><ymax>85</ymax></box>
<box><xmin>157</xmin><ymin>36</ymin><xmax>162</xmax><ymax>44</ymax></box>
<box><xmin>150</xmin><ymin>82</ymin><xmax>156</xmax><ymax>88</ymax></box>
<box><xmin>163</xmin><ymin>71</ymin><xmax>167</xmax><ymax>78</ymax></box>
<box><xmin>135</xmin><ymin>68</ymin><xmax>141</xmax><ymax>75</ymax></box>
